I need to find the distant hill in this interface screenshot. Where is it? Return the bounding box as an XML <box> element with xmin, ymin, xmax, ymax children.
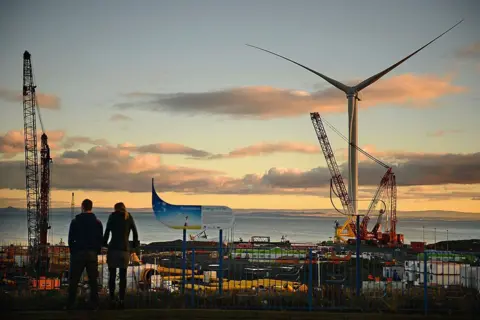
<box><xmin>0</xmin><ymin>206</ymin><xmax>22</xmax><ymax>213</ymax></box>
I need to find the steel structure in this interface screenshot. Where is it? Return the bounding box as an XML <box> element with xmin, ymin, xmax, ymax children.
<box><xmin>23</xmin><ymin>51</ymin><xmax>41</xmax><ymax>260</ymax></box>
<box><xmin>310</xmin><ymin>112</ymin><xmax>356</xmax><ymax>240</ymax></box>
<box><xmin>247</xmin><ymin>20</ymin><xmax>462</xmax><ymax>217</ymax></box>
<box><xmin>39</xmin><ymin>135</ymin><xmax>52</xmax><ymax>228</ymax></box>
<box><xmin>311</xmin><ymin>113</ymin><xmax>402</xmax><ymax>245</ymax></box>
<box><xmin>23</xmin><ymin>51</ymin><xmax>51</xmax><ymax>272</ymax></box>
<box><xmin>360</xmin><ymin>168</ymin><xmax>401</xmax><ymax>245</ymax></box>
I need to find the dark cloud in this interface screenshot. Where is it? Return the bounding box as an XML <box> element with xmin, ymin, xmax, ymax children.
<box><xmin>122</xmin><ymin>143</ymin><xmax>211</xmax><ymax>158</ymax></box>
<box><xmin>456</xmin><ymin>42</ymin><xmax>480</xmax><ymax>60</ymax></box>
<box><xmin>1</xmin><ymin>143</ymin><xmax>479</xmax><ymax>196</ymax></box>
<box><xmin>61</xmin><ymin>150</ymin><xmax>87</xmax><ymax>159</ymax></box>
<box><xmin>114</xmin><ymin>74</ymin><xmax>464</xmax><ymax>119</ymax></box>
<box><xmin>110</xmin><ymin>113</ymin><xmax>132</xmax><ymax>122</ymax></box>
<box><xmin>0</xmin><ymin>146</ymin><xmax>223</xmax><ymax>193</ymax></box>
<box><xmin>62</xmin><ymin>136</ymin><xmax>108</xmax><ymax>149</ymax></box>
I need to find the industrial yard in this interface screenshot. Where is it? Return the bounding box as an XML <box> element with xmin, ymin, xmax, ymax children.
<box><xmin>1</xmin><ymin>237</ymin><xmax>480</xmax><ymax>315</ymax></box>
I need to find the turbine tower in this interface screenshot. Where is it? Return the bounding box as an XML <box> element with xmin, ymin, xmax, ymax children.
<box><xmin>247</xmin><ymin>20</ymin><xmax>463</xmax><ymax>215</ymax></box>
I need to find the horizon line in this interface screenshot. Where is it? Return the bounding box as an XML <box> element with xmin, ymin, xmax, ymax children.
<box><xmin>1</xmin><ymin>206</ymin><xmax>479</xmax><ymax>214</ymax></box>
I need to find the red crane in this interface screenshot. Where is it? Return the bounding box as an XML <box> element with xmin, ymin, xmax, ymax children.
<box><xmin>360</xmin><ymin>168</ymin><xmax>398</xmax><ymax>243</ymax></box>
<box><xmin>310</xmin><ymin>112</ymin><xmax>402</xmax><ymax>246</ymax></box>
<box><xmin>23</xmin><ymin>51</ymin><xmax>51</xmax><ymax>274</ymax></box>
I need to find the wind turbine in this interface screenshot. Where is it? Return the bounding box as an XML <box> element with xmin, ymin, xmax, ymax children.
<box><xmin>247</xmin><ymin>20</ymin><xmax>463</xmax><ymax>215</ymax></box>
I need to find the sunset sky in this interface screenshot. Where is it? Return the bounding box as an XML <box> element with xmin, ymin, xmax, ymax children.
<box><xmin>1</xmin><ymin>0</ymin><xmax>479</xmax><ymax>213</ymax></box>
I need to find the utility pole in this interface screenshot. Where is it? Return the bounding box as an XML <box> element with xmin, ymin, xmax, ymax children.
<box><xmin>422</xmin><ymin>226</ymin><xmax>425</xmax><ymax>243</ymax></box>
<box><xmin>446</xmin><ymin>229</ymin><xmax>449</xmax><ymax>252</ymax></box>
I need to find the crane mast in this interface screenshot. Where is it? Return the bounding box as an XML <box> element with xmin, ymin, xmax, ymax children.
<box><xmin>23</xmin><ymin>51</ymin><xmax>41</xmax><ymax>263</ymax></box>
<box><xmin>310</xmin><ymin>112</ymin><xmax>353</xmax><ymax>215</ymax></box>
<box><xmin>389</xmin><ymin>174</ymin><xmax>399</xmax><ymax>244</ymax></box>
<box><xmin>23</xmin><ymin>51</ymin><xmax>51</xmax><ymax>273</ymax></box>
<box><xmin>39</xmin><ymin>133</ymin><xmax>52</xmax><ymax>272</ymax></box>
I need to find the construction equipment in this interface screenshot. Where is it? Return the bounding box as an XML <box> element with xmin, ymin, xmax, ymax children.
<box><xmin>22</xmin><ymin>51</ymin><xmax>52</xmax><ymax>274</ymax></box>
<box><xmin>360</xmin><ymin>168</ymin><xmax>401</xmax><ymax>246</ymax></box>
<box><xmin>23</xmin><ymin>51</ymin><xmax>41</xmax><ymax>264</ymax></box>
<box><xmin>310</xmin><ymin>112</ymin><xmax>356</xmax><ymax>241</ymax></box>
<box><xmin>310</xmin><ymin>112</ymin><xmax>403</xmax><ymax>246</ymax></box>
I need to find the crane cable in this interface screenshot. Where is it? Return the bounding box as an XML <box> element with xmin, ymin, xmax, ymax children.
<box><xmin>321</xmin><ymin>116</ymin><xmax>390</xmax><ymax>169</ymax></box>
<box><xmin>329</xmin><ymin>180</ymin><xmax>347</xmax><ymax>215</ymax></box>
<box><xmin>31</xmin><ymin>69</ymin><xmax>46</xmax><ymax>134</ymax></box>
<box><xmin>321</xmin><ymin>114</ymin><xmax>393</xmax><ymax>218</ymax></box>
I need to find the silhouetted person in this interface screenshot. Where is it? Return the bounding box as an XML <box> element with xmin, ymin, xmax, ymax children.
<box><xmin>103</xmin><ymin>202</ymin><xmax>139</xmax><ymax>309</ymax></box>
<box><xmin>66</xmin><ymin>199</ymin><xmax>103</xmax><ymax>310</ymax></box>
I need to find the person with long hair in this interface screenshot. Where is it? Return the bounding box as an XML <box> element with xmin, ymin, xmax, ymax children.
<box><xmin>103</xmin><ymin>202</ymin><xmax>139</xmax><ymax>309</ymax></box>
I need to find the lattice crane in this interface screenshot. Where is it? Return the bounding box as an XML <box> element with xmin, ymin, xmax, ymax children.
<box><xmin>310</xmin><ymin>112</ymin><xmax>402</xmax><ymax>245</ymax></box>
<box><xmin>310</xmin><ymin>112</ymin><xmax>357</xmax><ymax>241</ymax></box>
<box><xmin>23</xmin><ymin>51</ymin><xmax>51</xmax><ymax>274</ymax></box>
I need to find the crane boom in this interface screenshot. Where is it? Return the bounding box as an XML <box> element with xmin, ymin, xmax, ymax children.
<box><xmin>310</xmin><ymin>112</ymin><xmax>354</xmax><ymax>215</ymax></box>
<box><xmin>359</xmin><ymin>168</ymin><xmax>392</xmax><ymax>238</ymax></box>
<box><xmin>23</xmin><ymin>51</ymin><xmax>41</xmax><ymax>263</ymax></box>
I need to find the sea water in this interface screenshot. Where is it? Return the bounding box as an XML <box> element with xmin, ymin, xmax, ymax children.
<box><xmin>0</xmin><ymin>210</ymin><xmax>479</xmax><ymax>245</ymax></box>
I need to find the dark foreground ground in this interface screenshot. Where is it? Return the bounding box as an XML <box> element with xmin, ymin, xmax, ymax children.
<box><xmin>4</xmin><ymin>309</ymin><xmax>476</xmax><ymax>320</ymax></box>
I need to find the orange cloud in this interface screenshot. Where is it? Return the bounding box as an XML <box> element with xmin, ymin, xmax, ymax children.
<box><xmin>116</xmin><ymin>73</ymin><xmax>466</xmax><ymax>119</ymax></box>
<box><xmin>359</xmin><ymin>74</ymin><xmax>466</xmax><ymax>109</ymax></box>
<box><xmin>336</xmin><ymin>144</ymin><xmax>445</xmax><ymax>163</ymax></box>
<box><xmin>0</xmin><ymin>129</ymin><xmax>65</xmax><ymax>158</ymax></box>
<box><xmin>0</xmin><ymin>88</ymin><xmax>60</xmax><ymax>110</ymax></box>
<box><xmin>122</xmin><ymin>141</ymin><xmax>321</xmax><ymax>160</ymax></box>
<box><xmin>427</xmin><ymin>129</ymin><xmax>462</xmax><ymax>137</ymax></box>
<box><xmin>1</xmin><ymin>141</ymin><xmax>480</xmax><ymax>198</ymax></box>
<box><xmin>110</xmin><ymin>113</ymin><xmax>132</xmax><ymax>122</ymax></box>
<box><xmin>206</xmin><ymin>142</ymin><xmax>320</xmax><ymax>159</ymax></box>
<box><xmin>120</xmin><ymin>143</ymin><xmax>211</xmax><ymax>158</ymax></box>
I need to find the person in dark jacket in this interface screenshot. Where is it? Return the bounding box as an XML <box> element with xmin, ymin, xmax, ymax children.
<box><xmin>66</xmin><ymin>199</ymin><xmax>103</xmax><ymax>309</ymax></box>
<box><xmin>103</xmin><ymin>202</ymin><xmax>139</xmax><ymax>308</ymax></box>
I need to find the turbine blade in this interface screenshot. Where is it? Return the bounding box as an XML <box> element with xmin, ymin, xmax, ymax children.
<box><xmin>355</xmin><ymin>19</ymin><xmax>464</xmax><ymax>91</ymax></box>
<box><xmin>246</xmin><ymin>44</ymin><xmax>350</xmax><ymax>93</ymax></box>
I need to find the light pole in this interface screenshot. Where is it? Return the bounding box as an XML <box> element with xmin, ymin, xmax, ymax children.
<box><xmin>447</xmin><ymin>229</ymin><xmax>449</xmax><ymax>252</ymax></box>
<box><xmin>434</xmin><ymin>228</ymin><xmax>437</xmax><ymax>250</ymax></box>
<box><xmin>422</xmin><ymin>226</ymin><xmax>425</xmax><ymax>243</ymax></box>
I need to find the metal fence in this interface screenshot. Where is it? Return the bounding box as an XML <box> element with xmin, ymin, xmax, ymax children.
<box><xmin>1</xmin><ymin>243</ymin><xmax>479</xmax><ymax>315</ymax></box>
